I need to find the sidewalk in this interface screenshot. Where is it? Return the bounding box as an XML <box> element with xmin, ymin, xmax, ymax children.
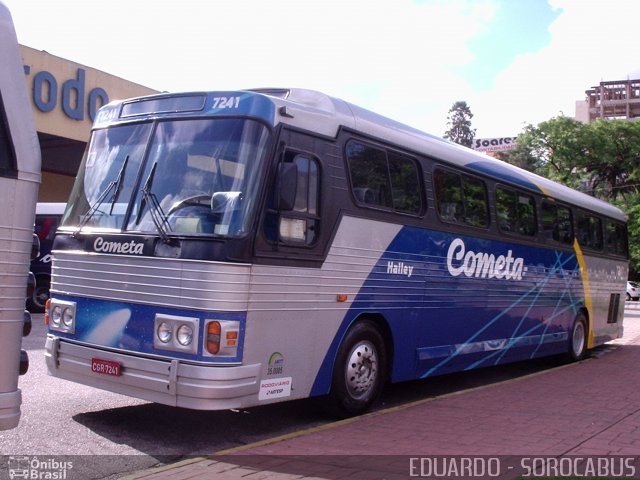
<box><xmin>125</xmin><ymin>306</ymin><xmax>640</xmax><ymax>479</ymax></box>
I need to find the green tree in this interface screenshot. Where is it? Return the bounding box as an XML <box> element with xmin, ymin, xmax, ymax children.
<box><xmin>503</xmin><ymin>117</ymin><xmax>640</xmax><ymax>200</ymax></box>
<box><xmin>624</xmin><ymin>193</ymin><xmax>640</xmax><ymax>276</ymax></box>
<box><xmin>503</xmin><ymin>116</ymin><xmax>640</xmax><ymax>278</ymax></box>
<box><xmin>444</xmin><ymin>101</ymin><xmax>476</xmax><ymax>148</ymax></box>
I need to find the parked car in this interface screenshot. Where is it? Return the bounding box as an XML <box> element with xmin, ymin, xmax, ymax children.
<box><xmin>27</xmin><ymin>203</ymin><xmax>65</xmax><ymax>313</ymax></box>
<box><xmin>627</xmin><ymin>281</ymin><xmax>639</xmax><ymax>301</ymax></box>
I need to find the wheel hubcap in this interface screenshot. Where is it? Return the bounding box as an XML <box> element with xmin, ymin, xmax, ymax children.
<box><xmin>345</xmin><ymin>340</ymin><xmax>378</xmax><ymax>398</ymax></box>
<box><xmin>572</xmin><ymin>322</ymin><xmax>585</xmax><ymax>357</ymax></box>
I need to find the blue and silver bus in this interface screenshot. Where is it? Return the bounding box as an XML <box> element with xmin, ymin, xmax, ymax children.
<box><xmin>0</xmin><ymin>1</ymin><xmax>41</xmax><ymax>430</ymax></box>
<box><xmin>45</xmin><ymin>89</ymin><xmax>627</xmax><ymax>416</ymax></box>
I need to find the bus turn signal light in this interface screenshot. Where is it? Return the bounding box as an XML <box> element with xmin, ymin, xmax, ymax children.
<box><xmin>44</xmin><ymin>299</ymin><xmax>51</xmax><ymax>325</ymax></box>
<box><xmin>226</xmin><ymin>330</ymin><xmax>238</xmax><ymax>347</ymax></box>
<box><xmin>206</xmin><ymin>321</ymin><xmax>221</xmax><ymax>355</ymax></box>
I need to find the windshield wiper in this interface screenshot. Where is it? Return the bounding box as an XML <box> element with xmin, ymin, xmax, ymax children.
<box><xmin>136</xmin><ymin>161</ymin><xmax>172</xmax><ymax>243</ymax></box>
<box><xmin>73</xmin><ymin>155</ymin><xmax>130</xmax><ymax>237</ymax></box>
<box><xmin>109</xmin><ymin>154</ymin><xmax>130</xmax><ymax>214</ymax></box>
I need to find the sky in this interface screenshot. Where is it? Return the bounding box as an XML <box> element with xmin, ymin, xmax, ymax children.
<box><xmin>3</xmin><ymin>0</ymin><xmax>640</xmax><ymax>138</ymax></box>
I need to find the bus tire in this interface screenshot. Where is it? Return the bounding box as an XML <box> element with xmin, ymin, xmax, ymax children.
<box><xmin>568</xmin><ymin>312</ymin><xmax>588</xmax><ymax>361</ymax></box>
<box><xmin>327</xmin><ymin>320</ymin><xmax>387</xmax><ymax>418</ymax></box>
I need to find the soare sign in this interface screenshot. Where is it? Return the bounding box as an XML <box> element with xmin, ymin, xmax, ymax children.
<box><xmin>473</xmin><ymin>137</ymin><xmax>518</xmax><ymax>152</ymax></box>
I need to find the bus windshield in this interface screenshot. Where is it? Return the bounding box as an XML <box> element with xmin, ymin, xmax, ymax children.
<box><xmin>62</xmin><ymin>118</ymin><xmax>270</xmax><ymax>238</ymax></box>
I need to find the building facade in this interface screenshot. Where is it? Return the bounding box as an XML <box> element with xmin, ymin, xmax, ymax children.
<box><xmin>20</xmin><ymin>46</ymin><xmax>159</xmax><ymax>202</ymax></box>
<box><xmin>575</xmin><ymin>79</ymin><xmax>640</xmax><ymax>124</ymax></box>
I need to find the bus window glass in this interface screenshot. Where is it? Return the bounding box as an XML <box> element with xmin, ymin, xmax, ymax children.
<box><xmin>496</xmin><ymin>187</ymin><xmax>535</xmax><ymax>236</ymax></box>
<box><xmin>388</xmin><ymin>151</ymin><xmax>422</xmax><ymax>215</ymax></box>
<box><xmin>346</xmin><ymin>142</ymin><xmax>391</xmax><ymax>209</ymax></box>
<box><xmin>605</xmin><ymin>221</ymin><xmax>628</xmax><ymax>257</ymax></box>
<box><xmin>278</xmin><ymin>154</ymin><xmax>319</xmax><ymax>245</ymax></box>
<box><xmin>541</xmin><ymin>201</ymin><xmax>573</xmax><ymax>244</ymax></box>
<box><xmin>62</xmin><ymin>123</ymin><xmax>151</xmax><ymax>229</ymax></box>
<box><xmin>0</xmin><ymin>94</ymin><xmax>16</xmax><ymax>177</ymax></box>
<box><xmin>434</xmin><ymin>168</ymin><xmax>488</xmax><ymax>228</ymax></box>
<box><xmin>462</xmin><ymin>177</ymin><xmax>489</xmax><ymax>228</ymax></box>
<box><xmin>434</xmin><ymin>169</ymin><xmax>462</xmax><ymax>223</ymax></box>
<box><xmin>557</xmin><ymin>205</ymin><xmax>573</xmax><ymax>244</ymax></box>
<box><xmin>577</xmin><ymin>211</ymin><xmax>603</xmax><ymax>250</ymax></box>
<box><xmin>346</xmin><ymin>141</ymin><xmax>422</xmax><ymax>216</ymax></box>
<box><xmin>131</xmin><ymin>119</ymin><xmax>269</xmax><ymax>237</ymax></box>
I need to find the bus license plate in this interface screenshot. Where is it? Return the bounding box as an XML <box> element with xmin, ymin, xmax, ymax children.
<box><xmin>91</xmin><ymin>358</ymin><xmax>121</xmax><ymax>377</ymax></box>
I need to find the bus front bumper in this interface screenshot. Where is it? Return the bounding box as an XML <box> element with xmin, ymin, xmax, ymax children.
<box><xmin>45</xmin><ymin>335</ymin><xmax>262</xmax><ymax>410</ymax></box>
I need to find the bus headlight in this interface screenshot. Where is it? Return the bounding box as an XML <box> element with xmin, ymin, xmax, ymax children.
<box><xmin>157</xmin><ymin>322</ymin><xmax>172</xmax><ymax>343</ymax></box>
<box><xmin>176</xmin><ymin>324</ymin><xmax>193</xmax><ymax>346</ymax></box>
<box><xmin>153</xmin><ymin>314</ymin><xmax>199</xmax><ymax>355</ymax></box>
<box><xmin>62</xmin><ymin>307</ymin><xmax>74</xmax><ymax>327</ymax></box>
<box><xmin>51</xmin><ymin>306</ymin><xmax>62</xmax><ymax>327</ymax></box>
<box><xmin>47</xmin><ymin>299</ymin><xmax>76</xmax><ymax>334</ymax></box>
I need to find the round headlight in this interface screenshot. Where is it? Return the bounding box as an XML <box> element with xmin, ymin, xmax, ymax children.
<box><xmin>176</xmin><ymin>324</ymin><xmax>193</xmax><ymax>346</ymax></box>
<box><xmin>51</xmin><ymin>305</ymin><xmax>62</xmax><ymax>326</ymax></box>
<box><xmin>62</xmin><ymin>307</ymin><xmax>74</xmax><ymax>327</ymax></box>
<box><xmin>157</xmin><ymin>322</ymin><xmax>172</xmax><ymax>343</ymax></box>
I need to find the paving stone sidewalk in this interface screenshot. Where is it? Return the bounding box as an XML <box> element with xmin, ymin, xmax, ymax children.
<box><xmin>125</xmin><ymin>308</ymin><xmax>640</xmax><ymax>479</ymax></box>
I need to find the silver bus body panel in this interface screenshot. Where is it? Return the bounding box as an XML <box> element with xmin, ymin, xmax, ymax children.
<box><xmin>50</xmin><ymin>252</ymin><xmax>252</xmax><ymax>312</ymax></box>
<box><xmin>45</xmin><ymin>336</ymin><xmax>262</xmax><ymax>410</ymax></box>
<box><xmin>45</xmin><ymin>216</ymin><xmax>400</xmax><ymax>408</ymax></box>
<box><xmin>0</xmin><ymin>1</ymin><xmax>41</xmax><ymax>430</ymax></box>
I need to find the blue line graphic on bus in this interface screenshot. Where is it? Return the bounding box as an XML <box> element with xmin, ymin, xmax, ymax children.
<box><xmin>311</xmin><ymin>226</ymin><xmax>582</xmax><ymax>394</ymax></box>
<box><xmin>51</xmin><ymin>295</ymin><xmax>245</xmax><ymax>363</ymax></box>
<box><xmin>420</xmin><ymin>249</ymin><xmax>580</xmax><ymax>378</ymax></box>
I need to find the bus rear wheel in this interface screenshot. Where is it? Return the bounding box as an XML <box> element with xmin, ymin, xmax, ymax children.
<box><xmin>568</xmin><ymin>313</ymin><xmax>588</xmax><ymax>361</ymax></box>
<box><xmin>327</xmin><ymin>320</ymin><xmax>387</xmax><ymax>418</ymax></box>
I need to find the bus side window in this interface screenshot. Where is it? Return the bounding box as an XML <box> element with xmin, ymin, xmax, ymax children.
<box><xmin>605</xmin><ymin>220</ymin><xmax>628</xmax><ymax>257</ymax></box>
<box><xmin>388</xmin><ymin>151</ymin><xmax>423</xmax><ymax>215</ymax></box>
<box><xmin>576</xmin><ymin>211</ymin><xmax>603</xmax><ymax>250</ymax></box>
<box><xmin>346</xmin><ymin>141</ymin><xmax>392</xmax><ymax>209</ymax></box>
<box><xmin>346</xmin><ymin>140</ymin><xmax>423</xmax><ymax>215</ymax></box>
<box><xmin>276</xmin><ymin>153</ymin><xmax>320</xmax><ymax>245</ymax></box>
<box><xmin>433</xmin><ymin>169</ymin><xmax>462</xmax><ymax>223</ymax></box>
<box><xmin>541</xmin><ymin>201</ymin><xmax>573</xmax><ymax>244</ymax></box>
<box><xmin>495</xmin><ymin>187</ymin><xmax>536</xmax><ymax>236</ymax></box>
<box><xmin>434</xmin><ymin>168</ymin><xmax>488</xmax><ymax>228</ymax></box>
<box><xmin>0</xmin><ymin>93</ymin><xmax>17</xmax><ymax>177</ymax></box>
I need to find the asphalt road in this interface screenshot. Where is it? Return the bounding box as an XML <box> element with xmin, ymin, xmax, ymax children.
<box><xmin>2</xmin><ymin>307</ymin><xmax>636</xmax><ymax>479</ymax></box>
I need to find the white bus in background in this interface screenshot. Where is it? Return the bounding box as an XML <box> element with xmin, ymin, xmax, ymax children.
<box><xmin>0</xmin><ymin>1</ymin><xmax>41</xmax><ymax>430</ymax></box>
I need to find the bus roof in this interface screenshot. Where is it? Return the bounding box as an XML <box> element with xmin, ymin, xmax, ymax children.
<box><xmin>267</xmin><ymin>89</ymin><xmax>626</xmax><ymax>223</ymax></box>
<box><xmin>96</xmin><ymin>88</ymin><xmax>626</xmax><ymax>222</ymax></box>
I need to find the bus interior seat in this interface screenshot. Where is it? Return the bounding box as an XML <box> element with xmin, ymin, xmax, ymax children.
<box><xmin>354</xmin><ymin>188</ymin><xmax>376</xmax><ymax>205</ymax></box>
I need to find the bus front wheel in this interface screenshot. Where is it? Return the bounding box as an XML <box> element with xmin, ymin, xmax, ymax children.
<box><xmin>327</xmin><ymin>320</ymin><xmax>387</xmax><ymax>418</ymax></box>
<box><xmin>569</xmin><ymin>313</ymin><xmax>588</xmax><ymax>361</ymax></box>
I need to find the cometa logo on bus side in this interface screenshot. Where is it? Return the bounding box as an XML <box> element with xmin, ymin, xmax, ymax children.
<box><xmin>446</xmin><ymin>238</ymin><xmax>526</xmax><ymax>280</ymax></box>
